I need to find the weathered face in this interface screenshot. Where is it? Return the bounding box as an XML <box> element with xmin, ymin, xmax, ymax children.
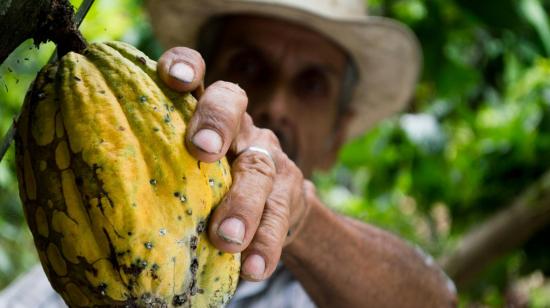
<box><xmin>205</xmin><ymin>16</ymin><xmax>353</xmax><ymax>177</ymax></box>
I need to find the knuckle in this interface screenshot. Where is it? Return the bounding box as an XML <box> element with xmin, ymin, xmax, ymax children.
<box><xmin>196</xmin><ymin>100</ymin><xmax>241</xmax><ymax>135</ymax></box>
<box><xmin>168</xmin><ymin>46</ymin><xmax>194</xmax><ymax>57</ymax></box>
<box><xmin>290</xmin><ymin>161</ymin><xmax>303</xmax><ymax>179</ymax></box>
<box><xmin>259</xmin><ymin>128</ymin><xmax>279</xmax><ymax>146</ymax></box>
<box><xmin>201</xmin><ymin>102</ymin><xmax>231</xmax><ymax>124</ymax></box>
<box><xmin>258</xmin><ymin>228</ymin><xmax>284</xmax><ymax>249</ymax></box>
<box><xmin>218</xmin><ymin>80</ymin><xmax>246</xmax><ymax>94</ymax></box>
<box><xmin>211</xmin><ymin>80</ymin><xmax>247</xmax><ymax>97</ymax></box>
<box><xmin>204</xmin><ymin>82</ymin><xmax>248</xmax><ymax>111</ymax></box>
<box><xmin>234</xmin><ymin>151</ymin><xmax>276</xmax><ymax>179</ymax></box>
<box><xmin>185</xmin><ymin>48</ymin><xmax>202</xmax><ymax>60</ymax></box>
<box><xmin>242</xmin><ymin>113</ymin><xmax>254</xmax><ymax>128</ymax></box>
<box><xmin>266</xmin><ymin>195</ymin><xmax>290</xmax><ymax>216</ymax></box>
<box><xmin>276</xmin><ymin>151</ymin><xmax>300</xmax><ymax>177</ymax></box>
<box><xmin>166</xmin><ymin>47</ymin><xmax>204</xmax><ymax>68</ymax></box>
<box><xmin>258</xmin><ymin>209</ymin><xmax>289</xmax><ymax>244</ymax></box>
<box><xmin>196</xmin><ymin>110</ymin><xmax>230</xmax><ymax>137</ymax></box>
<box><xmin>229</xmin><ymin>186</ymin><xmax>265</xmax><ymax>212</ymax></box>
<box><xmin>303</xmin><ymin>182</ymin><xmax>316</xmax><ymax>198</ymax></box>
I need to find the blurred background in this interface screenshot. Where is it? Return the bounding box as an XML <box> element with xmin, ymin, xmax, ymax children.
<box><xmin>1</xmin><ymin>0</ymin><xmax>550</xmax><ymax>306</ymax></box>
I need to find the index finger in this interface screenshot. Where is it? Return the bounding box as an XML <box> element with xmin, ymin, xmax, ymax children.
<box><xmin>157</xmin><ymin>47</ymin><xmax>206</xmax><ymax>92</ymax></box>
<box><xmin>185</xmin><ymin>81</ymin><xmax>248</xmax><ymax>162</ymax></box>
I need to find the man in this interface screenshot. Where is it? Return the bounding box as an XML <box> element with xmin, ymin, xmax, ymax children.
<box><xmin>0</xmin><ymin>0</ymin><xmax>457</xmax><ymax>307</ymax></box>
<box><xmin>148</xmin><ymin>0</ymin><xmax>457</xmax><ymax>307</ymax></box>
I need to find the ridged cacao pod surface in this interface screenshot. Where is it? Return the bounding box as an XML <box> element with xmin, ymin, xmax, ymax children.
<box><xmin>14</xmin><ymin>41</ymin><xmax>239</xmax><ymax>307</ymax></box>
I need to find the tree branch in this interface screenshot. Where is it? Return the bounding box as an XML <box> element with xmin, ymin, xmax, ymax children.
<box><xmin>0</xmin><ymin>0</ymin><xmax>85</xmax><ymax>65</ymax></box>
<box><xmin>0</xmin><ymin>0</ymin><xmax>51</xmax><ymax>64</ymax></box>
<box><xmin>440</xmin><ymin>170</ymin><xmax>550</xmax><ymax>288</ymax></box>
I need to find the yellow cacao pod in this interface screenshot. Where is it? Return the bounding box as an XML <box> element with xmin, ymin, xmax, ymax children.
<box><xmin>14</xmin><ymin>41</ymin><xmax>239</xmax><ymax>307</ymax></box>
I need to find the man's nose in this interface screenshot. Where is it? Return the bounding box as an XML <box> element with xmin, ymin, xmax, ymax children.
<box><xmin>249</xmin><ymin>88</ymin><xmax>297</xmax><ymax>160</ymax></box>
<box><xmin>250</xmin><ymin>89</ymin><xmax>290</xmax><ymax>128</ymax></box>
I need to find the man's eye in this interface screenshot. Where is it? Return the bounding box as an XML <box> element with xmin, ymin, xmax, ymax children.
<box><xmin>226</xmin><ymin>50</ymin><xmax>264</xmax><ymax>81</ymax></box>
<box><xmin>295</xmin><ymin>68</ymin><xmax>329</xmax><ymax>98</ymax></box>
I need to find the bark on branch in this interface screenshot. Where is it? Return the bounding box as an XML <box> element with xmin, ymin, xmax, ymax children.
<box><xmin>440</xmin><ymin>170</ymin><xmax>550</xmax><ymax>288</ymax></box>
<box><xmin>0</xmin><ymin>0</ymin><xmax>51</xmax><ymax>63</ymax></box>
<box><xmin>0</xmin><ymin>0</ymin><xmax>85</xmax><ymax>65</ymax></box>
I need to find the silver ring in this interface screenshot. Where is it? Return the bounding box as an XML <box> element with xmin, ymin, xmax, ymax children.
<box><xmin>239</xmin><ymin>146</ymin><xmax>276</xmax><ymax>167</ymax></box>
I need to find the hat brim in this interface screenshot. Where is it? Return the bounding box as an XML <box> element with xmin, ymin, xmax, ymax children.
<box><xmin>146</xmin><ymin>0</ymin><xmax>421</xmax><ymax>139</ymax></box>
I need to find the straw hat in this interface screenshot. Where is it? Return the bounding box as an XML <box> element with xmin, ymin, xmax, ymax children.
<box><xmin>146</xmin><ymin>0</ymin><xmax>421</xmax><ymax>139</ymax></box>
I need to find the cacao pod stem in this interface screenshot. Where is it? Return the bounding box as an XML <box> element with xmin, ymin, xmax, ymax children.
<box><xmin>33</xmin><ymin>0</ymin><xmax>88</xmax><ymax>57</ymax></box>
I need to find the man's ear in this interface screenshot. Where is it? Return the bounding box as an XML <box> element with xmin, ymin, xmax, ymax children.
<box><xmin>318</xmin><ymin>109</ymin><xmax>356</xmax><ymax>170</ymax></box>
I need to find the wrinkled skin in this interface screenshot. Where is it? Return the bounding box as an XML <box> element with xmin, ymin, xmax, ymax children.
<box><xmin>157</xmin><ymin>16</ymin><xmax>458</xmax><ymax>308</ymax></box>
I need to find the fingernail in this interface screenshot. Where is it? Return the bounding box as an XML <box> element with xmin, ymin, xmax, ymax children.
<box><xmin>217</xmin><ymin>217</ymin><xmax>245</xmax><ymax>245</ymax></box>
<box><xmin>192</xmin><ymin>129</ymin><xmax>222</xmax><ymax>154</ymax></box>
<box><xmin>169</xmin><ymin>62</ymin><xmax>195</xmax><ymax>83</ymax></box>
<box><xmin>243</xmin><ymin>254</ymin><xmax>265</xmax><ymax>279</ymax></box>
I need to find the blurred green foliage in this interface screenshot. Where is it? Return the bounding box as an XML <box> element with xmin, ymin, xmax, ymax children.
<box><xmin>317</xmin><ymin>0</ymin><xmax>550</xmax><ymax>304</ymax></box>
<box><xmin>1</xmin><ymin>0</ymin><xmax>550</xmax><ymax>305</ymax></box>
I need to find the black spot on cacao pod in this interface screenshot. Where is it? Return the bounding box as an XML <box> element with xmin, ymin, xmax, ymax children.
<box><xmin>189</xmin><ymin>279</ymin><xmax>198</xmax><ymax>296</ymax></box>
<box><xmin>196</xmin><ymin>220</ymin><xmax>206</xmax><ymax>233</ymax></box>
<box><xmin>139</xmin><ymin>95</ymin><xmax>147</xmax><ymax>103</ymax></box>
<box><xmin>189</xmin><ymin>236</ymin><xmax>198</xmax><ymax>250</ymax></box>
<box><xmin>97</xmin><ymin>282</ymin><xmax>107</xmax><ymax>296</ymax></box>
<box><xmin>149</xmin><ymin>179</ymin><xmax>157</xmax><ymax>185</ymax></box>
<box><xmin>190</xmin><ymin>258</ymin><xmax>199</xmax><ymax>275</ymax></box>
<box><xmin>144</xmin><ymin>242</ymin><xmax>153</xmax><ymax>249</ymax></box>
<box><xmin>123</xmin><ymin>258</ymin><xmax>147</xmax><ymax>277</ymax></box>
<box><xmin>173</xmin><ymin>294</ymin><xmax>187</xmax><ymax>306</ymax></box>
<box><xmin>150</xmin><ymin>263</ymin><xmax>160</xmax><ymax>280</ymax></box>
<box><xmin>140</xmin><ymin>293</ymin><xmax>153</xmax><ymax>304</ymax></box>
